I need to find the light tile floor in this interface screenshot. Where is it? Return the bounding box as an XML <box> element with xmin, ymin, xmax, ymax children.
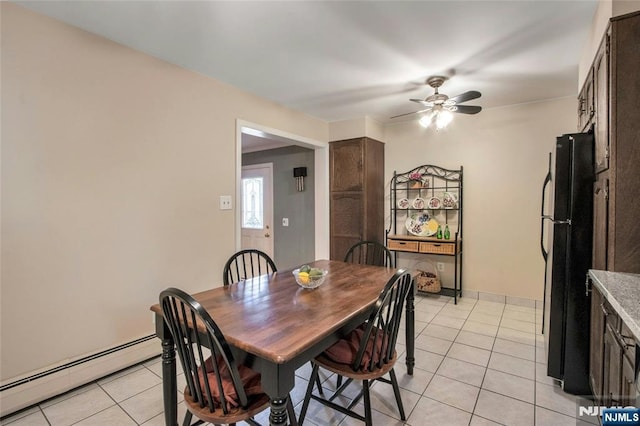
<box><xmin>1</xmin><ymin>295</ymin><xmax>599</xmax><ymax>426</ymax></box>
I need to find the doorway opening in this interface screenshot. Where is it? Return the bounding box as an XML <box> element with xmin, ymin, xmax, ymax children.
<box><xmin>235</xmin><ymin>120</ymin><xmax>329</xmax><ymax>269</ymax></box>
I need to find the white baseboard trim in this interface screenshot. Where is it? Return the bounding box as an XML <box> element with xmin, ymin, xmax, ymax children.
<box><xmin>416</xmin><ymin>290</ymin><xmax>542</xmax><ymax>308</ymax></box>
<box><xmin>0</xmin><ymin>337</ymin><xmax>161</xmax><ymax>418</ymax></box>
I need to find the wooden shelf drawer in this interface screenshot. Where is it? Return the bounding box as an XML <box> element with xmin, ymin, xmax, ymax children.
<box><xmin>387</xmin><ymin>239</ymin><xmax>419</xmax><ymax>252</ymax></box>
<box><xmin>419</xmin><ymin>242</ymin><xmax>456</xmax><ymax>255</ymax></box>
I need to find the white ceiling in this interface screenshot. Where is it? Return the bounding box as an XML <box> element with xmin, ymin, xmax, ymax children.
<box><xmin>18</xmin><ymin>1</ymin><xmax>598</xmax><ymax>124</ymax></box>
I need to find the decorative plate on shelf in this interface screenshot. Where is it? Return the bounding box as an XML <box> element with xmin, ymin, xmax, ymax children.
<box><xmin>427</xmin><ymin>196</ymin><xmax>442</xmax><ymax>209</ymax></box>
<box><xmin>397</xmin><ymin>198</ymin><xmax>410</xmax><ymax>209</ymax></box>
<box><xmin>442</xmin><ymin>192</ymin><xmax>458</xmax><ymax>209</ymax></box>
<box><xmin>405</xmin><ymin>213</ymin><xmax>439</xmax><ymax>237</ymax></box>
<box><xmin>412</xmin><ymin>197</ymin><xmax>426</xmax><ymax>209</ymax></box>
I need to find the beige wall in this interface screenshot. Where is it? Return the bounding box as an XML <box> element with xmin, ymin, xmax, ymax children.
<box><xmin>1</xmin><ymin>0</ymin><xmax>587</xmax><ymax>391</ymax></box>
<box><xmin>578</xmin><ymin>0</ymin><xmax>640</xmax><ymax>87</ymax></box>
<box><xmin>328</xmin><ymin>116</ymin><xmax>385</xmax><ymax>142</ymax></box>
<box><xmin>383</xmin><ymin>97</ymin><xmax>577</xmax><ymax>300</ymax></box>
<box><xmin>1</xmin><ymin>3</ymin><xmax>328</xmax><ymax>381</ymax></box>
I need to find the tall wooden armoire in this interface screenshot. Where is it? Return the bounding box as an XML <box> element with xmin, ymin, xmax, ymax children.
<box><xmin>329</xmin><ymin>137</ymin><xmax>385</xmax><ymax>261</ymax></box>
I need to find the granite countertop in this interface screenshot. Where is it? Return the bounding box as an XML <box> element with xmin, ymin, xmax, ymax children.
<box><xmin>589</xmin><ymin>269</ymin><xmax>640</xmax><ymax>342</ymax></box>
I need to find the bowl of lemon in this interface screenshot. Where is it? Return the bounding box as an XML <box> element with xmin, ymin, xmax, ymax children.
<box><xmin>293</xmin><ymin>265</ymin><xmax>328</xmax><ymax>289</ymax></box>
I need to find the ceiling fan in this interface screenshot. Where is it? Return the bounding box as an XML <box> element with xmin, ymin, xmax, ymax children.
<box><xmin>391</xmin><ymin>76</ymin><xmax>482</xmax><ymax>129</ymax></box>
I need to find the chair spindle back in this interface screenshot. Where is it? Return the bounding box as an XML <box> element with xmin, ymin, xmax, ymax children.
<box><xmin>223</xmin><ymin>249</ymin><xmax>277</xmax><ymax>286</ymax></box>
<box><xmin>344</xmin><ymin>240</ymin><xmax>393</xmax><ymax>268</ymax></box>
<box><xmin>352</xmin><ymin>270</ymin><xmax>412</xmax><ymax>373</ymax></box>
<box><xmin>160</xmin><ymin>288</ymin><xmax>248</xmax><ymax>415</ymax></box>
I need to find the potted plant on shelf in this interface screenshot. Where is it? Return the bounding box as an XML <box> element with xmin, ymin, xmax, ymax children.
<box><xmin>408</xmin><ymin>172</ymin><xmax>428</xmax><ymax>189</ymax></box>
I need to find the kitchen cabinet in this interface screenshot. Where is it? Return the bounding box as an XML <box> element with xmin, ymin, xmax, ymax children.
<box><xmin>603</xmin><ymin>315</ymin><xmax>622</xmax><ymax>406</ymax></box>
<box><xmin>602</xmin><ymin>316</ymin><xmax>638</xmax><ymax>407</ymax></box>
<box><xmin>587</xmin><ymin>11</ymin><xmax>640</xmax><ymax>273</ymax></box>
<box><xmin>386</xmin><ymin>165</ymin><xmax>463</xmax><ymax>302</ymax></box>
<box><xmin>593</xmin><ymin>31</ymin><xmax>610</xmax><ymax>173</ymax></box>
<box><xmin>577</xmin><ymin>68</ymin><xmax>594</xmax><ymax>132</ymax></box>
<box><xmin>329</xmin><ymin>137</ymin><xmax>385</xmax><ymax>261</ymax></box>
<box><xmin>588</xmin><ymin>272</ymin><xmax>639</xmax><ymax>408</ymax></box>
<box><xmin>592</xmin><ymin>172</ymin><xmax>609</xmax><ymax>271</ymax></box>
<box><xmin>589</xmin><ymin>284</ymin><xmax>605</xmax><ymax>404</ymax></box>
<box><xmin>621</xmin><ymin>319</ymin><xmax>638</xmax><ymax>406</ymax></box>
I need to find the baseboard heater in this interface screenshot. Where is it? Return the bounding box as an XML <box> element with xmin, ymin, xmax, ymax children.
<box><xmin>0</xmin><ymin>334</ymin><xmax>160</xmax><ymax>417</ymax></box>
<box><xmin>0</xmin><ymin>335</ymin><xmax>155</xmax><ymax>392</ymax></box>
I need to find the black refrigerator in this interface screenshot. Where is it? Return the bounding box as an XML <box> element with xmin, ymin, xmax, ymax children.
<box><xmin>540</xmin><ymin>132</ymin><xmax>594</xmax><ymax>395</ymax></box>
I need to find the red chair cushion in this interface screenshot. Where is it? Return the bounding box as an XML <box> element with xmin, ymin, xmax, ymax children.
<box><xmin>194</xmin><ymin>356</ymin><xmax>263</xmax><ymax>408</ymax></box>
<box><xmin>323</xmin><ymin>324</ymin><xmax>389</xmax><ymax>368</ymax></box>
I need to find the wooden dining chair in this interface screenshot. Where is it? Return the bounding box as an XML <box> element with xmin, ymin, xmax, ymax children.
<box><xmin>160</xmin><ymin>288</ymin><xmax>296</xmax><ymax>426</ymax></box>
<box><xmin>329</xmin><ymin>239</ymin><xmax>394</xmax><ymax>390</ymax></box>
<box><xmin>222</xmin><ymin>249</ymin><xmax>277</xmax><ymax>286</ymax></box>
<box><xmin>298</xmin><ymin>270</ymin><xmax>412</xmax><ymax>426</ymax></box>
<box><xmin>344</xmin><ymin>240</ymin><xmax>394</xmax><ymax>268</ymax></box>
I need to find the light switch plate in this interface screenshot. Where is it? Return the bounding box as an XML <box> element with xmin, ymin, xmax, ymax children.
<box><xmin>282</xmin><ymin>218</ymin><xmax>289</xmax><ymax>226</ymax></box>
<box><xmin>219</xmin><ymin>195</ymin><xmax>232</xmax><ymax>210</ymax></box>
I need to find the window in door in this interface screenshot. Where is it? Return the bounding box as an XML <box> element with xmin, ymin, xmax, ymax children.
<box><xmin>242</xmin><ymin>177</ymin><xmax>264</xmax><ymax>229</ymax></box>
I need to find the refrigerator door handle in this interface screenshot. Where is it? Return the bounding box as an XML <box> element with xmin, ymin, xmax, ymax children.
<box><xmin>540</xmin><ymin>153</ymin><xmax>552</xmax><ymax>261</ymax></box>
<box><xmin>540</xmin><ymin>220</ymin><xmax>548</xmax><ymax>261</ymax></box>
<box><xmin>541</xmin><ymin>216</ymin><xmax>572</xmax><ymax>225</ymax></box>
<box><xmin>585</xmin><ymin>275</ymin><xmax>592</xmax><ymax>296</ymax></box>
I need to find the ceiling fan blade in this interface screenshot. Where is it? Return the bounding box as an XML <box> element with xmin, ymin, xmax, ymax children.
<box><xmin>390</xmin><ymin>107</ymin><xmax>433</xmax><ymax>119</ymax></box>
<box><xmin>448</xmin><ymin>90</ymin><xmax>482</xmax><ymax>105</ymax></box>
<box><xmin>451</xmin><ymin>105</ymin><xmax>482</xmax><ymax>114</ymax></box>
<box><xmin>410</xmin><ymin>99</ymin><xmax>434</xmax><ymax>107</ymax></box>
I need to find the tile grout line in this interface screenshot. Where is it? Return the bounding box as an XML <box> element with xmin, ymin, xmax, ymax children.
<box><xmin>468</xmin><ymin>301</ymin><xmax>505</xmax><ymax>424</ymax></box>
<box><xmin>419</xmin><ymin>299</ymin><xmax>548</xmax><ymax>424</ymax></box>
<box><xmin>38</xmin><ymin>406</ymin><xmax>52</xmax><ymax>426</ymax></box>
<box><xmin>501</xmin><ymin>303</ymin><xmax>536</xmax><ymax>425</ymax></box>
<box><xmin>422</xmin><ymin>298</ymin><xmax>495</xmax><ymax>423</ymax></box>
<box><xmin>401</xmin><ymin>296</ymin><xmax>447</xmax><ymax>424</ymax></box>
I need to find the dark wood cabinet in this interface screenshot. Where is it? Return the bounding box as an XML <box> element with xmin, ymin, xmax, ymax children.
<box><xmin>589</xmin><ymin>286</ymin><xmax>605</xmax><ymax>404</ymax></box>
<box><xmin>621</xmin><ymin>346</ymin><xmax>636</xmax><ymax>407</ymax></box>
<box><xmin>589</xmin><ymin>281</ymin><xmax>638</xmax><ymax>407</ymax></box>
<box><xmin>578</xmin><ymin>68</ymin><xmax>594</xmax><ymax>132</ymax></box>
<box><xmin>593</xmin><ymin>32</ymin><xmax>610</xmax><ymax>173</ymax></box>
<box><xmin>329</xmin><ymin>137</ymin><xmax>384</xmax><ymax>261</ymax></box>
<box><xmin>607</xmin><ymin>11</ymin><xmax>640</xmax><ymax>273</ymax></box>
<box><xmin>592</xmin><ymin>172</ymin><xmax>609</xmax><ymax>271</ymax></box>
<box><xmin>588</xmin><ymin>11</ymin><xmax>640</xmax><ymax>274</ymax></box>
<box><xmin>603</xmin><ymin>321</ymin><xmax>622</xmax><ymax>405</ymax></box>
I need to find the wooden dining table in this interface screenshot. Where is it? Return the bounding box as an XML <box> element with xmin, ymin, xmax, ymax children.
<box><xmin>150</xmin><ymin>259</ymin><xmax>415</xmax><ymax>426</ymax></box>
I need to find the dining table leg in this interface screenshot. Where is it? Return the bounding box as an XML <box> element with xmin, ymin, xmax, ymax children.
<box><xmin>405</xmin><ymin>279</ymin><xmax>415</xmax><ymax>375</ymax></box>
<box><xmin>261</xmin><ymin>363</ymin><xmax>296</xmax><ymax>426</ymax></box>
<box><xmin>269</xmin><ymin>396</ymin><xmax>290</xmax><ymax>426</ymax></box>
<box><xmin>160</xmin><ymin>329</ymin><xmax>178</xmax><ymax>425</ymax></box>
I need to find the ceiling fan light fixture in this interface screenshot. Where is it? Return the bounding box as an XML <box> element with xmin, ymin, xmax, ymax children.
<box><xmin>418</xmin><ymin>106</ymin><xmax>453</xmax><ymax>130</ymax></box>
<box><xmin>390</xmin><ymin>75</ymin><xmax>482</xmax><ymax>127</ymax></box>
<box><xmin>436</xmin><ymin>110</ymin><xmax>453</xmax><ymax>129</ymax></box>
<box><xmin>418</xmin><ymin>112</ymin><xmax>435</xmax><ymax>128</ymax></box>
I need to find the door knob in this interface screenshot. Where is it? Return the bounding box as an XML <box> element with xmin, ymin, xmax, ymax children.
<box><xmin>265</xmin><ymin>233</ymin><xmax>270</xmax><ymax>238</ymax></box>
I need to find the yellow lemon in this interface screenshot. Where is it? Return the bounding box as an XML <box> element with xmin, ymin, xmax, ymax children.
<box><xmin>298</xmin><ymin>272</ymin><xmax>310</xmax><ymax>284</ymax></box>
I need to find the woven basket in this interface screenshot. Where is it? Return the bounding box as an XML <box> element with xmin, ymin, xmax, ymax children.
<box><xmin>415</xmin><ymin>267</ymin><xmax>441</xmax><ymax>293</ymax></box>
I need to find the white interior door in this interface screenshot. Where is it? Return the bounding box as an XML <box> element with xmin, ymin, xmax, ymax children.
<box><xmin>241</xmin><ymin>163</ymin><xmax>274</xmax><ymax>258</ymax></box>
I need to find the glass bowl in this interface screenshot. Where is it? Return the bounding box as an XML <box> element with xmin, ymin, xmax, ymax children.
<box><xmin>292</xmin><ymin>268</ymin><xmax>328</xmax><ymax>289</ymax></box>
